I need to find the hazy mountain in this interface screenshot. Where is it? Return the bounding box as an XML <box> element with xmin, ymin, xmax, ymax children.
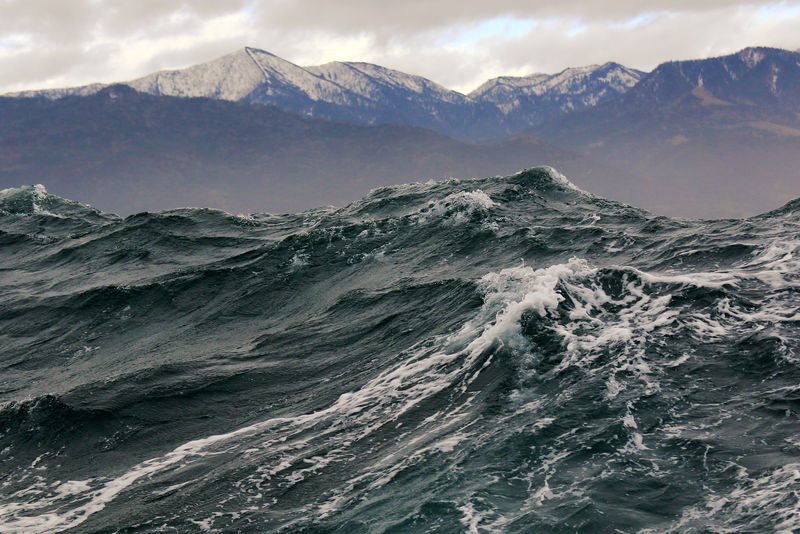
<box><xmin>4</xmin><ymin>46</ymin><xmax>798</xmax><ymax>217</ymax></box>
<box><xmin>470</xmin><ymin>62</ymin><xmax>644</xmax><ymax>130</ymax></box>
<box><xmin>0</xmin><ymin>86</ymin><xmax>626</xmax><ymax>216</ymax></box>
<box><xmin>5</xmin><ymin>48</ymin><xmax>642</xmax><ymax>141</ymax></box>
<box><xmin>533</xmin><ymin>47</ymin><xmax>800</xmax><ymax>217</ymax></box>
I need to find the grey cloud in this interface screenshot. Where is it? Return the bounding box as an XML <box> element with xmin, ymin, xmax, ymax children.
<box><xmin>135</xmin><ymin>36</ymin><xmax>255</xmax><ymax>74</ymax></box>
<box><xmin>99</xmin><ymin>0</ymin><xmax>250</xmax><ymax>39</ymax></box>
<box><xmin>2</xmin><ymin>0</ymin><xmax>800</xmax><ymax>93</ymax></box>
<box><xmin>0</xmin><ymin>44</ymin><xmax>113</xmax><ymax>88</ymax></box>
<box><xmin>477</xmin><ymin>6</ymin><xmax>800</xmax><ymax>74</ymax></box>
<box><xmin>257</xmin><ymin>0</ymin><xmax>800</xmax><ymax>35</ymax></box>
<box><xmin>0</xmin><ymin>0</ymin><xmax>249</xmax><ymax>44</ymax></box>
<box><xmin>0</xmin><ymin>0</ymin><xmax>98</xmax><ymax>43</ymax></box>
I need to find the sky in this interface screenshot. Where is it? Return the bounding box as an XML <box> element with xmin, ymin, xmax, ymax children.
<box><xmin>1</xmin><ymin>1</ymin><xmax>800</xmax><ymax>95</ymax></box>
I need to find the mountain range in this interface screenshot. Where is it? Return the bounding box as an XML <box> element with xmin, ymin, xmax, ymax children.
<box><xmin>7</xmin><ymin>47</ymin><xmax>643</xmax><ymax>142</ymax></box>
<box><xmin>2</xmin><ymin>46</ymin><xmax>799</xmax><ymax>217</ymax></box>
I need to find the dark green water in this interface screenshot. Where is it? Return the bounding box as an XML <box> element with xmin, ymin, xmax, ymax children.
<box><xmin>1</xmin><ymin>168</ymin><xmax>799</xmax><ymax>533</ymax></box>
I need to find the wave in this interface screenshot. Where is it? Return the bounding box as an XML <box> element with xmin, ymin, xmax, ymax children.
<box><xmin>1</xmin><ymin>167</ymin><xmax>799</xmax><ymax>532</ymax></box>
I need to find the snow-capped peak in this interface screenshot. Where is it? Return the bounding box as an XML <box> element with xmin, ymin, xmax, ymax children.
<box><xmin>2</xmin><ymin>47</ymin><xmax>646</xmax><ymax>139</ymax></box>
<box><xmin>306</xmin><ymin>61</ymin><xmax>468</xmax><ymax>104</ymax></box>
<box><xmin>470</xmin><ymin>62</ymin><xmax>644</xmax><ymax>120</ymax></box>
<box><xmin>471</xmin><ymin>62</ymin><xmax>642</xmax><ymax>100</ymax></box>
<box><xmin>127</xmin><ymin>48</ymin><xmax>265</xmax><ymax>101</ymax></box>
<box><xmin>244</xmin><ymin>48</ymin><xmax>356</xmax><ymax>103</ymax></box>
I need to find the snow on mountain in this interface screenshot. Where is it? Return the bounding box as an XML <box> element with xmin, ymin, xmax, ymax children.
<box><xmin>6</xmin><ymin>83</ymin><xmax>108</xmax><ymax>100</ymax></box>
<box><xmin>307</xmin><ymin>61</ymin><xmax>468</xmax><ymax>105</ymax></box>
<box><xmin>127</xmin><ymin>48</ymin><xmax>265</xmax><ymax>100</ymax></box>
<box><xmin>469</xmin><ymin>73</ymin><xmax>550</xmax><ymax>108</ymax></box>
<box><xmin>3</xmin><ymin>47</ymin><xmax>645</xmax><ymax>140</ymax></box>
<box><xmin>471</xmin><ymin>62</ymin><xmax>644</xmax><ymax>122</ymax></box>
<box><xmin>124</xmin><ymin>47</ymin><xmax>370</xmax><ymax>113</ymax></box>
<box><xmin>243</xmin><ymin>48</ymin><xmax>369</xmax><ymax>108</ymax></box>
<box><xmin>303</xmin><ymin>60</ymin><xmax>510</xmax><ymax>139</ymax></box>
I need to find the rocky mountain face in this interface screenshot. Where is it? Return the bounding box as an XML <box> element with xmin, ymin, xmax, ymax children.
<box><xmin>5</xmin><ymin>48</ymin><xmax>642</xmax><ymax>141</ymax></box>
<box><xmin>533</xmin><ymin>47</ymin><xmax>800</xmax><ymax>217</ymax></box>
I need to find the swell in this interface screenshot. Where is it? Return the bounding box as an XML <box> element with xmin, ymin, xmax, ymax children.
<box><xmin>4</xmin><ymin>250</ymin><xmax>799</xmax><ymax>531</ymax></box>
<box><xmin>0</xmin><ymin>169</ymin><xmax>799</xmax><ymax>533</ymax></box>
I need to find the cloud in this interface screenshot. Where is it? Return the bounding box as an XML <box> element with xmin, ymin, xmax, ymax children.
<box><xmin>258</xmin><ymin>0</ymin><xmax>790</xmax><ymax>34</ymax></box>
<box><xmin>1</xmin><ymin>0</ymin><xmax>799</xmax><ymax>93</ymax></box>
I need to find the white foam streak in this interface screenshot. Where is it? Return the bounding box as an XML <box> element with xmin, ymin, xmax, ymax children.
<box><xmin>540</xmin><ymin>166</ymin><xmax>586</xmax><ymax>193</ymax></box>
<box><xmin>0</xmin><ymin>258</ymin><xmax>588</xmax><ymax>532</ymax></box>
<box><xmin>4</xmin><ymin>237</ymin><xmax>798</xmax><ymax>531</ymax></box>
<box><xmin>416</xmin><ymin>189</ymin><xmax>496</xmax><ymax>225</ymax></box>
<box><xmin>660</xmin><ymin>463</ymin><xmax>800</xmax><ymax>533</ymax></box>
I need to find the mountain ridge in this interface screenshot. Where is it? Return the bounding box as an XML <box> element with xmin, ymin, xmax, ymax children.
<box><xmin>617</xmin><ymin>46</ymin><xmax>800</xmax><ymax>108</ymax></box>
<box><xmin>470</xmin><ymin>61</ymin><xmax>644</xmax><ymax>129</ymax></box>
<box><xmin>4</xmin><ymin>46</ymin><xmax>643</xmax><ymax>141</ymax></box>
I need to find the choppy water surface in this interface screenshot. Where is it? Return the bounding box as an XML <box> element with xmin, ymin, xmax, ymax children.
<box><xmin>1</xmin><ymin>169</ymin><xmax>799</xmax><ymax>533</ymax></box>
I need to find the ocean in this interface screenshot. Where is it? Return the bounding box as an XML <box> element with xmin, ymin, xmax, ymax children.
<box><xmin>1</xmin><ymin>168</ymin><xmax>799</xmax><ymax>533</ymax></box>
